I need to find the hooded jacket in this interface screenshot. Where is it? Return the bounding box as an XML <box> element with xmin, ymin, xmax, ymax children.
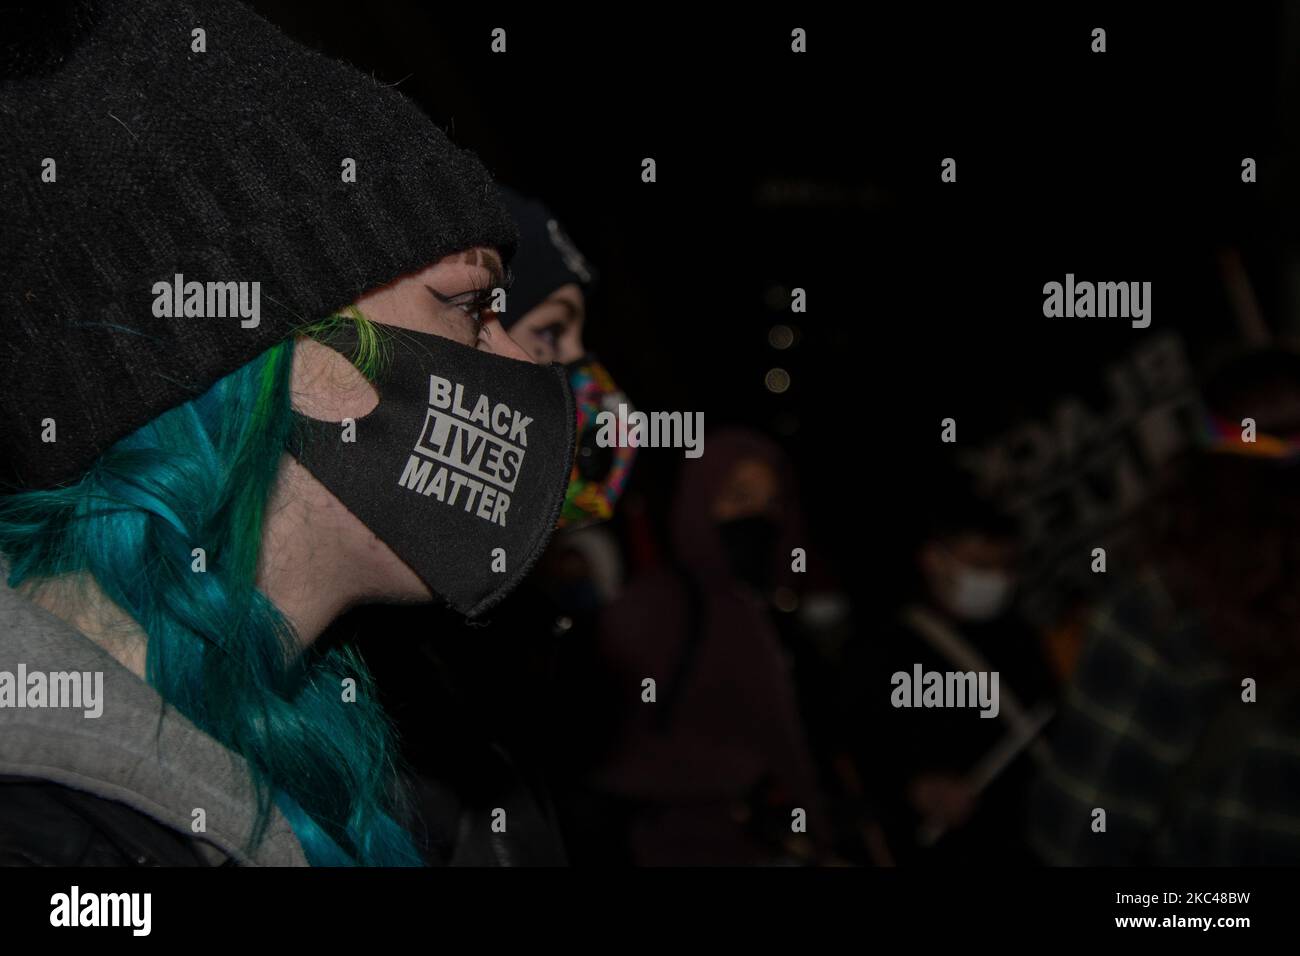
<box><xmin>588</xmin><ymin>429</ymin><xmax>829</xmax><ymax>865</ymax></box>
<box><xmin>0</xmin><ymin>567</ymin><xmax>572</xmax><ymax>867</ymax></box>
<box><xmin>0</xmin><ymin>570</ymin><xmax>308</xmax><ymax>866</ymax></box>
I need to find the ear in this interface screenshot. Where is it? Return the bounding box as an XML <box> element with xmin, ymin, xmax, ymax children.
<box><xmin>290</xmin><ymin>338</ymin><xmax>380</xmax><ymax>422</ymax></box>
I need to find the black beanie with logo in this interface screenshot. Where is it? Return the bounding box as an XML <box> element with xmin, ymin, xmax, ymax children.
<box><xmin>0</xmin><ymin>0</ymin><xmax>518</xmax><ymax>492</ymax></box>
<box><xmin>497</xmin><ymin>186</ymin><xmax>598</xmax><ymax>332</ymax></box>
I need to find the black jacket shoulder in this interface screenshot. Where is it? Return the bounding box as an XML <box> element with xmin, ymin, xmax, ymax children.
<box><xmin>0</xmin><ymin>776</ymin><xmax>220</xmax><ymax>867</ymax></box>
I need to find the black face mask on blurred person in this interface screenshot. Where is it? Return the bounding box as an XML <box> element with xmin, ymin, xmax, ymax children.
<box><xmin>291</xmin><ymin>323</ymin><xmax>576</xmax><ymax>619</ymax></box>
<box><xmin>716</xmin><ymin>514</ymin><xmax>781</xmax><ymax>593</ymax></box>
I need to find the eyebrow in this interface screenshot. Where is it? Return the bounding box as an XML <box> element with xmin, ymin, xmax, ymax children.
<box><xmin>534</xmin><ymin>297</ymin><xmax>579</xmax><ymax>322</ymax></box>
<box><xmin>453</xmin><ymin>248</ymin><xmax>504</xmax><ymax>288</ymax></box>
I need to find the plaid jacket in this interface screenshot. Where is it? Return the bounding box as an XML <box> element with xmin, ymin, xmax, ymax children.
<box><xmin>1028</xmin><ymin>569</ymin><xmax>1300</xmax><ymax>865</ymax></box>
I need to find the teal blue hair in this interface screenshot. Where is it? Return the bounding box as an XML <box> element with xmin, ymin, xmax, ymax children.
<box><xmin>0</xmin><ymin>323</ymin><xmax>424</xmax><ymax>866</ymax></box>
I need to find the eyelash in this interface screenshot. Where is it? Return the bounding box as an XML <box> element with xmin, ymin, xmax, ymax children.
<box><xmin>428</xmin><ymin>267</ymin><xmax>514</xmax><ymax>343</ymax></box>
<box><xmin>459</xmin><ymin>289</ymin><xmax>493</xmax><ymax>337</ymax></box>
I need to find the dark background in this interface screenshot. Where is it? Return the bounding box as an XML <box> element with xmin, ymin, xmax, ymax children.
<box><xmin>250</xmin><ymin>0</ymin><xmax>1296</xmax><ymax>610</ymax></box>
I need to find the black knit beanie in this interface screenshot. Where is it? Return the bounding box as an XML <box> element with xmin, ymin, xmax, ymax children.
<box><xmin>0</xmin><ymin>0</ymin><xmax>518</xmax><ymax>492</ymax></box>
<box><xmin>497</xmin><ymin>186</ymin><xmax>598</xmax><ymax>332</ymax></box>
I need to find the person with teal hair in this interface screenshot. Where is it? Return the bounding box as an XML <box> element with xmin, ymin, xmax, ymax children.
<box><xmin>0</xmin><ymin>0</ymin><xmax>575</xmax><ymax>867</ymax></box>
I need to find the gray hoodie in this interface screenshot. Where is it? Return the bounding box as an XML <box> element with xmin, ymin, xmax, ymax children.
<box><xmin>0</xmin><ymin>573</ymin><xmax>307</xmax><ymax>866</ymax></box>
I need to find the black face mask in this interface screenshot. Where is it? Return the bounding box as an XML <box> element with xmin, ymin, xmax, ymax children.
<box><xmin>716</xmin><ymin>514</ymin><xmax>781</xmax><ymax>593</ymax></box>
<box><xmin>290</xmin><ymin>325</ymin><xmax>576</xmax><ymax>619</ymax></box>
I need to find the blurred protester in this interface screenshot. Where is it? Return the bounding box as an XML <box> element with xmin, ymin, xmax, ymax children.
<box><xmin>495</xmin><ymin>186</ymin><xmax>639</xmax><ymax>534</ymax></box>
<box><xmin>1029</xmin><ymin>348</ymin><xmax>1300</xmax><ymax>865</ymax></box>
<box><xmin>584</xmin><ymin>428</ymin><xmax>831</xmax><ymax>865</ymax></box>
<box><xmin>843</xmin><ymin>489</ymin><xmax>1057</xmax><ymax>866</ymax></box>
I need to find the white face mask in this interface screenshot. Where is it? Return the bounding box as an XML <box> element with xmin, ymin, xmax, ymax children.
<box><xmin>944</xmin><ymin>567</ymin><xmax>1014</xmax><ymax>621</ymax></box>
<box><xmin>932</xmin><ymin>551</ymin><xmax>1016</xmax><ymax>622</ymax></box>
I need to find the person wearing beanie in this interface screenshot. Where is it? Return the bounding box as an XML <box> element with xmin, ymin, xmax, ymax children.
<box><xmin>496</xmin><ymin>188</ymin><xmax>600</xmax><ymax>366</ymax></box>
<box><xmin>0</xmin><ymin>0</ymin><xmax>576</xmax><ymax>867</ymax></box>
<box><xmin>348</xmin><ymin>187</ymin><xmax>639</xmax><ymax>865</ymax></box>
<box><xmin>498</xmin><ymin>186</ymin><xmax>636</xmax><ymax>528</ymax></box>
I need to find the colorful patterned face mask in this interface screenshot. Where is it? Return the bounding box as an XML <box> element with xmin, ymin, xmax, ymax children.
<box><xmin>558</xmin><ymin>355</ymin><xmax>638</xmax><ymax>528</ymax></box>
